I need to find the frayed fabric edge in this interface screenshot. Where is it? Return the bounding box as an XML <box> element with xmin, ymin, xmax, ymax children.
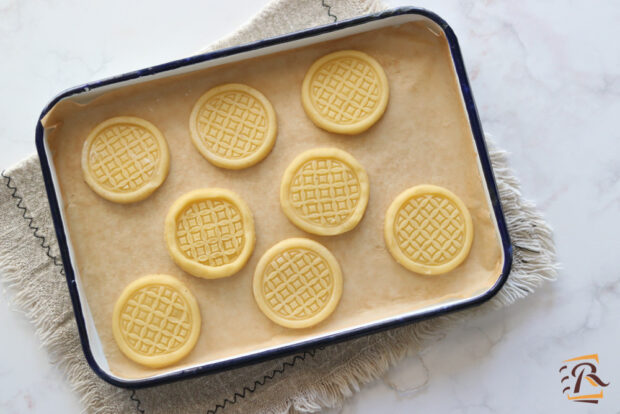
<box><xmin>0</xmin><ymin>171</ymin><xmax>126</xmax><ymax>414</ymax></box>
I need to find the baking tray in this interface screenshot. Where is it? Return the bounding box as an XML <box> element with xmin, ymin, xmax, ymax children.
<box><xmin>35</xmin><ymin>7</ymin><xmax>512</xmax><ymax>387</ymax></box>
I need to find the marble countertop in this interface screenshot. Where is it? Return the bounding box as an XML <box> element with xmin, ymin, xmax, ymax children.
<box><xmin>1</xmin><ymin>0</ymin><xmax>619</xmax><ymax>412</ymax></box>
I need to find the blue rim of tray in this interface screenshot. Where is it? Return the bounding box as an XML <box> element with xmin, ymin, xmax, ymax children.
<box><xmin>35</xmin><ymin>6</ymin><xmax>513</xmax><ymax>388</ymax></box>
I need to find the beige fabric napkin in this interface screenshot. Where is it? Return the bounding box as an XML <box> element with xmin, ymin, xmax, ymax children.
<box><xmin>0</xmin><ymin>0</ymin><xmax>557</xmax><ymax>413</ymax></box>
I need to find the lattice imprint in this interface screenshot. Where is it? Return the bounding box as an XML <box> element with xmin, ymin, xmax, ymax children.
<box><xmin>81</xmin><ymin>116</ymin><xmax>170</xmax><ymax>203</ymax></box>
<box><xmin>384</xmin><ymin>185</ymin><xmax>474</xmax><ymax>275</ymax></box>
<box><xmin>165</xmin><ymin>188</ymin><xmax>255</xmax><ymax>279</ymax></box>
<box><xmin>112</xmin><ymin>274</ymin><xmax>201</xmax><ymax>369</ymax></box>
<box><xmin>280</xmin><ymin>148</ymin><xmax>369</xmax><ymax>236</ymax></box>
<box><xmin>253</xmin><ymin>238</ymin><xmax>343</xmax><ymax>329</ymax></box>
<box><xmin>189</xmin><ymin>83</ymin><xmax>277</xmax><ymax>169</ymax></box>
<box><xmin>302</xmin><ymin>50</ymin><xmax>389</xmax><ymax>134</ymax></box>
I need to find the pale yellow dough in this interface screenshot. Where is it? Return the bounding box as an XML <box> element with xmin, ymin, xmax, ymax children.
<box><xmin>301</xmin><ymin>50</ymin><xmax>389</xmax><ymax>135</ymax></box>
<box><xmin>384</xmin><ymin>185</ymin><xmax>474</xmax><ymax>275</ymax></box>
<box><xmin>81</xmin><ymin>116</ymin><xmax>170</xmax><ymax>203</ymax></box>
<box><xmin>280</xmin><ymin>148</ymin><xmax>369</xmax><ymax>236</ymax></box>
<box><xmin>112</xmin><ymin>274</ymin><xmax>201</xmax><ymax>369</ymax></box>
<box><xmin>165</xmin><ymin>188</ymin><xmax>255</xmax><ymax>279</ymax></box>
<box><xmin>253</xmin><ymin>238</ymin><xmax>343</xmax><ymax>329</ymax></box>
<box><xmin>189</xmin><ymin>83</ymin><xmax>277</xmax><ymax>169</ymax></box>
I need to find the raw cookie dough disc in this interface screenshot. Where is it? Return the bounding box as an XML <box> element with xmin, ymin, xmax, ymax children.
<box><xmin>165</xmin><ymin>188</ymin><xmax>255</xmax><ymax>279</ymax></box>
<box><xmin>280</xmin><ymin>148</ymin><xmax>369</xmax><ymax>236</ymax></box>
<box><xmin>189</xmin><ymin>83</ymin><xmax>277</xmax><ymax>169</ymax></box>
<box><xmin>81</xmin><ymin>116</ymin><xmax>170</xmax><ymax>203</ymax></box>
<box><xmin>301</xmin><ymin>50</ymin><xmax>389</xmax><ymax>135</ymax></box>
<box><xmin>112</xmin><ymin>274</ymin><xmax>201</xmax><ymax>369</ymax></box>
<box><xmin>253</xmin><ymin>238</ymin><xmax>343</xmax><ymax>329</ymax></box>
<box><xmin>384</xmin><ymin>185</ymin><xmax>474</xmax><ymax>275</ymax></box>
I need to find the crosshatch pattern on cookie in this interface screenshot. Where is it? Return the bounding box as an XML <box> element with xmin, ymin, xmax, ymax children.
<box><xmin>88</xmin><ymin>123</ymin><xmax>161</xmax><ymax>192</ymax></box>
<box><xmin>385</xmin><ymin>185</ymin><xmax>473</xmax><ymax>276</ymax></box>
<box><xmin>308</xmin><ymin>55</ymin><xmax>382</xmax><ymax>124</ymax></box>
<box><xmin>394</xmin><ymin>194</ymin><xmax>466</xmax><ymax>265</ymax></box>
<box><xmin>118</xmin><ymin>284</ymin><xmax>193</xmax><ymax>356</ymax></box>
<box><xmin>195</xmin><ymin>90</ymin><xmax>268</xmax><ymax>160</ymax></box>
<box><xmin>289</xmin><ymin>158</ymin><xmax>361</xmax><ymax>227</ymax></box>
<box><xmin>261</xmin><ymin>248</ymin><xmax>335</xmax><ymax>320</ymax></box>
<box><xmin>175</xmin><ymin>199</ymin><xmax>245</xmax><ymax>267</ymax></box>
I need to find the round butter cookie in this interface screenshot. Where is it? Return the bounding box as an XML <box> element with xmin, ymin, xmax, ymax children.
<box><xmin>301</xmin><ymin>50</ymin><xmax>389</xmax><ymax>134</ymax></box>
<box><xmin>112</xmin><ymin>274</ymin><xmax>200</xmax><ymax>368</ymax></box>
<box><xmin>384</xmin><ymin>185</ymin><xmax>473</xmax><ymax>275</ymax></box>
<box><xmin>253</xmin><ymin>238</ymin><xmax>343</xmax><ymax>329</ymax></box>
<box><xmin>280</xmin><ymin>148</ymin><xmax>369</xmax><ymax>236</ymax></box>
<box><xmin>189</xmin><ymin>83</ymin><xmax>277</xmax><ymax>169</ymax></box>
<box><xmin>165</xmin><ymin>188</ymin><xmax>255</xmax><ymax>279</ymax></box>
<box><xmin>82</xmin><ymin>116</ymin><xmax>170</xmax><ymax>203</ymax></box>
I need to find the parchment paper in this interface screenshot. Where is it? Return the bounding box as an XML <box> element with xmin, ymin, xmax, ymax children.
<box><xmin>44</xmin><ymin>21</ymin><xmax>502</xmax><ymax>380</ymax></box>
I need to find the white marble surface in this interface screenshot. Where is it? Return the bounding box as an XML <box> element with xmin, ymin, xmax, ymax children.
<box><xmin>1</xmin><ymin>0</ymin><xmax>619</xmax><ymax>413</ymax></box>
